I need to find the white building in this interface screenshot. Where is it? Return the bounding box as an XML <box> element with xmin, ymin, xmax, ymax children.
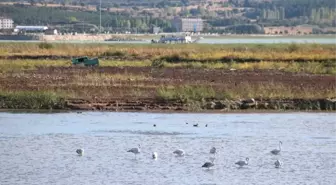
<box><xmin>172</xmin><ymin>17</ymin><xmax>204</xmax><ymax>32</ymax></box>
<box><xmin>0</xmin><ymin>17</ymin><xmax>14</xmax><ymax>29</ymax></box>
<box><xmin>15</xmin><ymin>26</ymin><xmax>48</xmax><ymax>32</ymax></box>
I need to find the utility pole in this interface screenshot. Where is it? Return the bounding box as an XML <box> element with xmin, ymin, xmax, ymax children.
<box><xmin>99</xmin><ymin>0</ymin><xmax>102</xmax><ymax>33</ymax></box>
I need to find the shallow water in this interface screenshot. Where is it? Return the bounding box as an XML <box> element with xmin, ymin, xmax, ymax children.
<box><xmin>0</xmin><ymin>36</ymin><xmax>335</xmax><ymax>44</ymax></box>
<box><xmin>0</xmin><ymin>112</ymin><xmax>335</xmax><ymax>185</ymax></box>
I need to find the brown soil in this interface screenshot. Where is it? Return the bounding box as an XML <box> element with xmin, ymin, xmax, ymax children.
<box><xmin>1</xmin><ymin>55</ymin><xmax>334</xmax><ymax>63</ymax></box>
<box><xmin>1</xmin><ymin>66</ymin><xmax>335</xmax><ymax>95</ymax></box>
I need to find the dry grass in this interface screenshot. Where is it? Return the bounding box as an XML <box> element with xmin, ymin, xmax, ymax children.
<box><xmin>164</xmin><ymin>61</ymin><xmax>336</xmax><ymax>74</ymax></box>
<box><xmin>0</xmin><ymin>43</ymin><xmax>335</xmax><ymax>62</ymax></box>
<box><xmin>71</xmin><ymin>73</ymin><xmax>151</xmax><ymax>87</ymax></box>
<box><xmin>156</xmin><ymin>83</ymin><xmax>336</xmax><ymax>101</ymax></box>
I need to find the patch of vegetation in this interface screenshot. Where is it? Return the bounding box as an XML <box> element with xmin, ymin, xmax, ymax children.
<box><xmin>1</xmin><ymin>43</ymin><xmax>335</xmax><ymax>63</ymax></box>
<box><xmin>102</xmin><ymin>50</ymin><xmax>126</xmax><ymax>57</ymax></box>
<box><xmin>287</xmin><ymin>43</ymin><xmax>299</xmax><ymax>53</ymax></box>
<box><xmin>38</xmin><ymin>42</ymin><xmax>53</xmax><ymax>49</ymax></box>
<box><xmin>0</xmin><ymin>91</ymin><xmax>65</xmax><ymax>109</ymax></box>
<box><xmin>151</xmin><ymin>60</ymin><xmax>165</xmax><ymax>68</ymax></box>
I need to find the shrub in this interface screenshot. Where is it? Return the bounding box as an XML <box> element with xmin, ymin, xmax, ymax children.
<box><xmin>38</xmin><ymin>42</ymin><xmax>53</xmax><ymax>49</ymax></box>
<box><xmin>287</xmin><ymin>43</ymin><xmax>299</xmax><ymax>53</ymax></box>
<box><xmin>151</xmin><ymin>60</ymin><xmax>165</xmax><ymax>68</ymax></box>
<box><xmin>102</xmin><ymin>50</ymin><xmax>126</xmax><ymax>57</ymax></box>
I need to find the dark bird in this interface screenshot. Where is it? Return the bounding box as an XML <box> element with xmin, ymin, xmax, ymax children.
<box><xmin>235</xmin><ymin>157</ymin><xmax>249</xmax><ymax>167</ymax></box>
<box><xmin>202</xmin><ymin>158</ymin><xmax>215</xmax><ymax>169</ymax></box>
<box><xmin>193</xmin><ymin>123</ymin><xmax>198</xmax><ymax>127</ymax></box>
<box><xmin>76</xmin><ymin>149</ymin><xmax>84</xmax><ymax>156</ymax></box>
<box><xmin>275</xmin><ymin>159</ymin><xmax>283</xmax><ymax>168</ymax></box>
<box><xmin>153</xmin><ymin>124</ymin><xmax>156</xmax><ymax>127</ymax></box>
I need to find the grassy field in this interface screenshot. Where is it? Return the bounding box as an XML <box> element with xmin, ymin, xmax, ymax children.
<box><xmin>0</xmin><ymin>43</ymin><xmax>335</xmax><ymax>110</ymax></box>
<box><xmin>0</xmin><ymin>58</ymin><xmax>335</xmax><ymax>74</ymax></box>
<box><xmin>0</xmin><ymin>43</ymin><xmax>335</xmax><ymax>62</ymax></box>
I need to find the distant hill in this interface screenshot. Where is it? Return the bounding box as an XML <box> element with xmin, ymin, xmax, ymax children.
<box><xmin>0</xmin><ymin>0</ymin><xmax>335</xmax><ymax>33</ymax></box>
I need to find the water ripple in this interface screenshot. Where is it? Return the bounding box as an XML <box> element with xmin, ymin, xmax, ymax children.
<box><xmin>92</xmin><ymin>129</ymin><xmax>193</xmax><ymax>136</ymax></box>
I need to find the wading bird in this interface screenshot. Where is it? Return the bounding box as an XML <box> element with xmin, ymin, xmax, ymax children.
<box><xmin>202</xmin><ymin>158</ymin><xmax>215</xmax><ymax>169</ymax></box>
<box><xmin>128</xmin><ymin>144</ymin><xmax>141</xmax><ymax>159</ymax></box>
<box><xmin>173</xmin><ymin>149</ymin><xmax>185</xmax><ymax>156</ymax></box>
<box><xmin>275</xmin><ymin>159</ymin><xmax>283</xmax><ymax>168</ymax></box>
<box><xmin>235</xmin><ymin>157</ymin><xmax>249</xmax><ymax>167</ymax></box>
<box><xmin>271</xmin><ymin>141</ymin><xmax>282</xmax><ymax>155</ymax></box>
<box><xmin>210</xmin><ymin>147</ymin><xmax>217</xmax><ymax>155</ymax></box>
<box><xmin>152</xmin><ymin>152</ymin><xmax>158</xmax><ymax>160</ymax></box>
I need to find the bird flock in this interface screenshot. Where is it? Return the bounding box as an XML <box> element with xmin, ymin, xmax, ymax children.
<box><xmin>75</xmin><ymin>122</ymin><xmax>283</xmax><ymax>169</ymax></box>
<box><xmin>76</xmin><ymin>140</ymin><xmax>283</xmax><ymax>169</ymax></box>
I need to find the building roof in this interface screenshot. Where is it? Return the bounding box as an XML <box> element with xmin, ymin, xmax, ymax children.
<box><xmin>15</xmin><ymin>26</ymin><xmax>48</xmax><ymax>31</ymax></box>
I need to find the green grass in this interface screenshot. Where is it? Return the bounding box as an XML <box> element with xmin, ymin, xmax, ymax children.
<box><xmin>0</xmin><ymin>59</ymin><xmax>335</xmax><ymax>75</ymax></box>
<box><xmin>0</xmin><ymin>59</ymin><xmax>69</xmax><ymax>73</ymax></box>
<box><xmin>0</xmin><ymin>90</ymin><xmax>65</xmax><ymax>109</ymax></box>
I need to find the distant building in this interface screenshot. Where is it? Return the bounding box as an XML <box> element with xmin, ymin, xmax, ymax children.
<box><xmin>0</xmin><ymin>17</ymin><xmax>14</xmax><ymax>29</ymax></box>
<box><xmin>172</xmin><ymin>18</ymin><xmax>203</xmax><ymax>32</ymax></box>
<box><xmin>152</xmin><ymin>26</ymin><xmax>161</xmax><ymax>34</ymax></box>
<box><xmin>44</xmin><ymin>29</ymin><xmax>58</xmax><ymax>35</ymax></box>
<box><xmin>14</xmin><ymin>26</ymin><xmax>48</xmax><ymax>32</ymax></box>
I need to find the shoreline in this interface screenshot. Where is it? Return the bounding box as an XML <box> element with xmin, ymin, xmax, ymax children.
<box><xmin>1</xmin><ymin>98</ymin><xmax>335</xmax><ymax>112</ymax></box>
<box><xmin>64</xmin><ymin>98</ymin><xmax>336</xmax><ymax>111</ymax></box>
<box><xmin>1</xmin><ymin>108</ymin><xmax>335</xmax><ymax>114</ymax></box>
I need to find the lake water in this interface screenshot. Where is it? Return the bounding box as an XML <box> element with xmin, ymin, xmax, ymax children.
<box><xmin>0</xmin><ymin>112</ymin><xmax>335</xmax><ymax>185</ymax></box>
<box><xmin>1</xmin><ymin>36</ymin><xmax>335</xmax><ymax>44</ymax></box>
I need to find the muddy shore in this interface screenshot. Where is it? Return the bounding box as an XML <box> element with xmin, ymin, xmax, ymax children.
<box><xmin>63</xmin><ymin>98</ymin><xmax>336</xmax><ymax>111</ymax></box>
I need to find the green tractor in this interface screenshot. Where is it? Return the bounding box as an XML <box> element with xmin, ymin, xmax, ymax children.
<box><xmin>71</xmin><ymin>56</ymin><xmax>99</xmax><ymax>67</ymax></box>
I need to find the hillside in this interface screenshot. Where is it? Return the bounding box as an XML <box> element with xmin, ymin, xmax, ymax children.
<box><xmin>0</xmin><ymin>0</ymin><xmax>335</xmax><ymax>33</ymax></box>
